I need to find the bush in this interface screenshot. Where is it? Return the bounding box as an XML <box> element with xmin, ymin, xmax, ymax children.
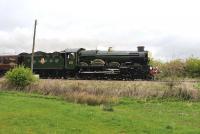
<box><xmin>5</xmin><ymin>66</ymin><xmax>37</xmax><ymax>90</ymax></box>
<box><xmin>149</xmin><ymin>59</ymin><xmax>186</xmax><ymax>79</ymax></box>
<box><xmin>185</xmin><ymin>58</ymin><xmax>200</xmax><ymax>77</ymax></box>
<box><xmin>159</xmin><ymin>59</ymin><xmax>186</xmax><ymax>78</ymax></box>
<box><xmin>151</xmin><ymin>58</ymin><xmax>200</xmax><ymax>79</ymax></box>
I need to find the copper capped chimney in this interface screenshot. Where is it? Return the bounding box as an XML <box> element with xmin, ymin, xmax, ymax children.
<box><xmin>137</xmin><ymin>46</ymin><xmax>144</xmax><ymax>52</ymax></box>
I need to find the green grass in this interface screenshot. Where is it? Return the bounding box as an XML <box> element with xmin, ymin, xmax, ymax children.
<box><xmin>1</xmin><ymin>91</ymin><xmax>200</xmax><ymax>134</ymax></box>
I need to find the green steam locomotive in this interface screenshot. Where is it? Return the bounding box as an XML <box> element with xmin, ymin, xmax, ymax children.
<box><xmin>17</xmin><ymin>46</ymin><xmax>153</xmax><ymax>80</ymax></box>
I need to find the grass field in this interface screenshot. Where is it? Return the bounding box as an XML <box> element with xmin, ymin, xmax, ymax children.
<box><xmin>1</xmin><ymin>91</ymin><xmax>200</xmax><ymax>134</ymax></box>
<box><xmin>1</xmin><ymin>78</ymin><xmax>199</xmax><ymax>105</ymax></box>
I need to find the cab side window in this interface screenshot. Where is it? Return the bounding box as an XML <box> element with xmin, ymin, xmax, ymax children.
<box><xmin>68</xmin><ymin>53</ymin><xmax>75</xmax><ymax>60</ymax></box>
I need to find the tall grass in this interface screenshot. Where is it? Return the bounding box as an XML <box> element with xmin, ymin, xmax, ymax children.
<box><xmin>1</xmin><ymin>78</ymin><xmax>200</xmax><ymax>105</ymax></box>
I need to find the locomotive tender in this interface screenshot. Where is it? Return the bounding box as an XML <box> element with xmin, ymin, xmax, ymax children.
<box><xmin>0</xmin><ymin>46</ymin><xmax>153</xmax><ymax>80</ymax></box>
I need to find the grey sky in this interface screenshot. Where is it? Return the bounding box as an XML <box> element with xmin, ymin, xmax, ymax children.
<box><xmin>0</xmin><ymin>0</ymin><xmax>200</xmax><ymax>60</ymax></box>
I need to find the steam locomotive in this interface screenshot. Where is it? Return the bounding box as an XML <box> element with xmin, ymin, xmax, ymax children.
<box><xmin>0</xmin><ymin>46</ymin><xmax>154</xmax><ymax>80</ymax></box>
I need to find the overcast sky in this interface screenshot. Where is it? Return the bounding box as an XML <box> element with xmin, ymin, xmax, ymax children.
<box><xmin>0</xmin><ymin>0</ymin><xmax>200</xmax><ymax>60</ymax></box>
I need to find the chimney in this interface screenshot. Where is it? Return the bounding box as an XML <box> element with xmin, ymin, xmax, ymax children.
<box><xmin>108</xmin><ymin>47</ymin><xmax>112</xmax><ymax>52</ymax></box>
<box><xmin>137</xmin><ymin>46</ymin><xmax>144</xmax><ymax>52</ymax></box>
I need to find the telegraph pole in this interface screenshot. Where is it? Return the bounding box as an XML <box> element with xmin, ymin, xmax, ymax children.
<box><xmin>31</xmin><ymin>19</ymin><xmax>37</xmax><ymax>72</ymax></box>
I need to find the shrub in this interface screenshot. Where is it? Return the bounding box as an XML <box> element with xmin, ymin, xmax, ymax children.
<box><xmin>152</xmin><ymin>58</ymin><xmax>200</xmax><ymax>79</ymax></box>
<box><xmin>5</xmin><ymin>66</ymin><xmax>37</xmax><ymax>90</ymax></box>
<box><xmin>159</xmin><ymin>59</ymin><xmax>186</xmax><ymax>78</ymax></box>
<box><xmin>149</xmin><ymin>58</ymin><xmax>163</xmax><ymax>67</ymax></box>
<box><xmin>149</xmin><ymin>59</ymin><xmax>187</xmax><ymax>79</ymax></box>
<box><xmin>185</xmin><ymin>58</ymin><xmax>200</xmax><ymax>77</ymax></box>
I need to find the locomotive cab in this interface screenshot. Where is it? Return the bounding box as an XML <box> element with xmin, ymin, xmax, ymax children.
<box><xmin>61</xmin><ymin>48</ymin><xmax>85</xmax><ymax>70</ymax></box>
<box><xmin>65</xmin><ymin>52</ymin><xmax>76</xmax><ymax>70</ymax></box>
